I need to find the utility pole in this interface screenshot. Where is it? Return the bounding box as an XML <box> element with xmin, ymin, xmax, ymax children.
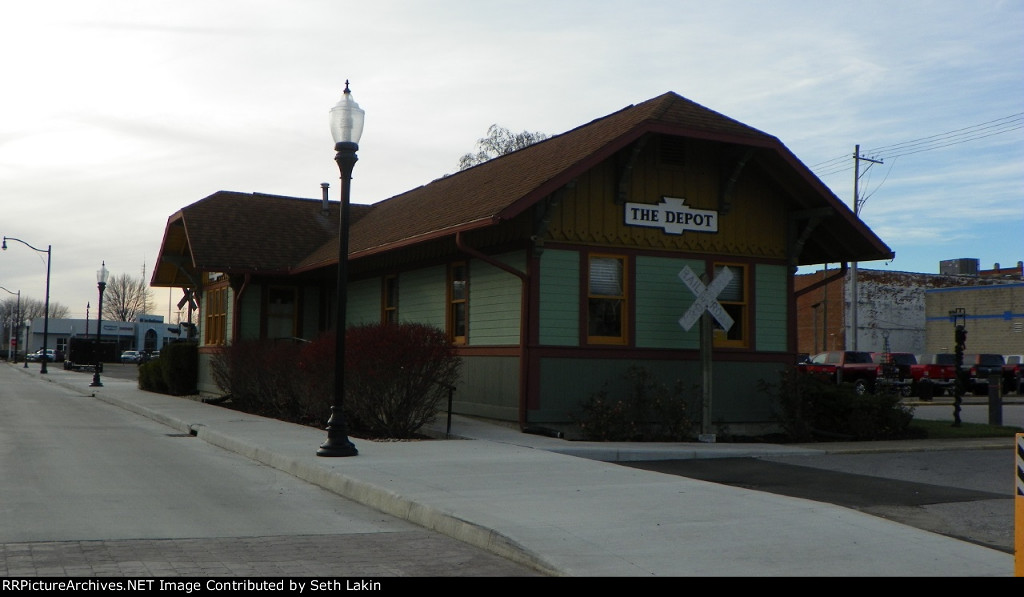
<box><xmin>849</xmin><ymin>144</ymin><xmax>882</xmax><ymax>351</ymax></box>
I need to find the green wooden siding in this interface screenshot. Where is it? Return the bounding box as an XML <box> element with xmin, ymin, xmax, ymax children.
<box><xmin>467</xmin><ymin>252</ymin><xmax>524</xmax><ymax>346</ymax></box>
<box><xmin>754</xmin><ymin>264</ymin><xmax>788</xmax><ymax>352</ymax></box>
<box><xmin>397</xmin><ymin>266</ymin><xmax>447</xmax><ymax>330</ymax></box>
<box><xmin>538</xmin><ymin>249</ymin><xmax>579</xmax><ymax>346</ymax></box>
<box><xmin>635</xmin><ymin>256</ymin><xmax>704</xmax><ymax>349</ymax></box>
<box><xmin>238</xmin><ymin>283</ymin><xmax>260</xmax><ymax>341</ymax></box>
<box><xmin>531</xmin><ymin>356</ymin><xmax>781</xmax><ymax>425</ymax></box>
<box><xmin>346</xmin><ymin>278</ymin><xmax>380</xmax><ymax>327</ymax></box>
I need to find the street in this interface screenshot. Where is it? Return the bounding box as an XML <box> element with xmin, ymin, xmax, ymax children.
<box><xmin>623</xmin><ymin>398</ymin><xmax>1023</xmax><ymax>555</ymax></box>
<box><xmin>0</xmin><ymin>364</ymin><xmax>541</xmax><ymax>577</ymax></box>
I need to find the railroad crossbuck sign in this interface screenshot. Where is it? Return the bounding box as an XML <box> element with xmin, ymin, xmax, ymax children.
<box><xmin>678</xmin><ymin>265</ymin><xmax>734</xmax><ymax>332</ymax></box>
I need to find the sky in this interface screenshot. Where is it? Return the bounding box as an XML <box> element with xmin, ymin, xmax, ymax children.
<box><xmin>1</xmin><ymin>0</ymin><xmax>1021</xmax><ymax>324</ymax></box>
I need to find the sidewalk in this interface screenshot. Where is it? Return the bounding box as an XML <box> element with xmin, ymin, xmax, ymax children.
<box><xmin>14</xmin><ymin>364</ymin><xmax>1015</xmax><ymax>577</ymax></box>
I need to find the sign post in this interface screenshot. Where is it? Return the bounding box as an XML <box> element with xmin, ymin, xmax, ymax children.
<box><xmin>678</xmin><ymin>265</ymin><xmax>734</xmax><ymax>443</ymax></box>
<box><xmin>1016</xmin><ymin>433</ymin><xmax>1023</xmax><ymax>576</ymax></box>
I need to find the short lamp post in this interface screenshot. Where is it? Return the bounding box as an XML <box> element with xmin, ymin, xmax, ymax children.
<box><xmin>0</xmin><ymin>286</ymin><xmax>19</xmax><ymax>362</ymax></box>
<box><xmin>317</xmin><ymin>80</ymin><xmax>364</xmax><ymax>458</ymax></box>
<box><xmin>90</xmin><ymin>262</ymin><xmax>109</xmax><ymax>388</ymax></box>
<box><xmin>2</xmin><ymin>237</ymin><xmax>51</xmax><ymax>373</ymax></box>
<box><xmin>23</xmin><ymin>319</ymin><xmax>30</xmax><ymax>368</ymax></box>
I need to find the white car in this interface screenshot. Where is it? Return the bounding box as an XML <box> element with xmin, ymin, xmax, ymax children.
<box><xmin>120</xmin><ymin>350</ymin><xmax>141</xmax><ymax>364</ymax></box>
<box><xmin>26</xmin><ymin>349</ymin><xmax>57</xmax><ymax>362</ymax></box>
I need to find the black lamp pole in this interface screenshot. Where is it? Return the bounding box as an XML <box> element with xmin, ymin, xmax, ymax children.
<box><xmin>318</xmin><ymin>81</ymin><xmax>363</xmax><ymax>458</ymax></box>
<box><xmin>90</xmin><ymin>262</ymin><xmax>109</xmax><ymax>388</ymax></box>
<box><xmin>23</xmin><ymin>319</ymin><xmax>30</xmax><ymax>368</ymax></box>
<box><xmin>0</xmin><ymin>287</ymin><xmax>18</xmax><ymax>363</ymax></box>
<box><xmin>2</xmin><ymin>237</ymin><xmax>51</xmax><ymax>373</ymax></box>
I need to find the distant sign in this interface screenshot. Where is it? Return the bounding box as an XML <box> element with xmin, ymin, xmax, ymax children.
<box><xmin>624</xmin><ymin>197</ymin><xmax>719</xmax><ymax>235</ymax></box>
<box><xmin>678</xmin><ymin>265</ymin><xmax>734</xmax><ymax>332</ymax></box>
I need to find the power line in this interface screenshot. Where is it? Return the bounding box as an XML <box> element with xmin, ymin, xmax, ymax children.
<box><xmin>810</xmin><ymin>112</ymin><xmax>1024</xmax><ymax>178</ymax></box>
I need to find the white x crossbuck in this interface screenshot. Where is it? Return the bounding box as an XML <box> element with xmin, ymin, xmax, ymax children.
<box><xmin>677</xmin><ymin>265</ymin><xmax>734</xmax><ymax>332</ymax></box>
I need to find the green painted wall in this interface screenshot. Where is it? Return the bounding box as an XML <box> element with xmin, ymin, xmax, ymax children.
<box><xmin>398</xmin><ymin>266</ymin><xmax>447</xmax><ymax>330</ymax></box>
<box><xmin>755</xmin><ymin>264</ymin><xmax>788</xmax><ymax>352</ymax></box>
<box><xmin>238</xmin><ymin>284</ymin><xmax>260</xmax><ymax>341</ymax></box>
<box><xmin>452</xmin><ymin>355</ymin><xmax>521</xmax><ymax>421</ymax></box>
<box><xmin>467</xmin><ymin>252</ymin><xmax>524</xmax><ymax>345</ymax></box>
<box><xmin>531</xmin><ymin>357</ymin><xmax>783</xmax><ymax>427</ymax></box>
<box><xmin>538</xmin><ymin>249</ymin><xmax>580</xmax><ymax>346</ymax></box>
<box><xmin>346</xmin><ymin>278</ymin><xmax>380</xmax><ymax>327</ymax></box>
<box><xmin>635</xmin><ymin>256</ymin><xmax>704</xmax><ymax>349</ymax></box>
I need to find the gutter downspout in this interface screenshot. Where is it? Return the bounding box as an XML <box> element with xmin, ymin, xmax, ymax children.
<box><xmin>455</xmin><ymin>231</ymin><xmax>531</xmax><ymax>430</ymax></box>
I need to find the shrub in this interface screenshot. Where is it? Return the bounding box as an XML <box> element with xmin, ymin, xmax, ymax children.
<box><xmin>138</xmin><ymin>359</ymin><xmax>168</xmax><ymax>394</ymax></box>
<box><xmin>208</xmin><ymin>338</ymin><xmax>324</xmax><ymax>425</ymax></box>
<box><xmin>759</xmin><ymin>368</ymin><xmax>917</xmax><ymax>442</ymax></box>
<box><xmin>572</xmin><ymin>365</ymin><xmax>699</xmax><ymax>441</ymax></box>
<box><xmin>343</xmin><ymin>323</ymin><xmax>461</xmax><ymax>439</ymax></box>
<box><xmin>209</xmin><ymin>323</ymin><xmax>461</xmax><ymax>438</ymax></box>
<box><xmin>161</xmin><ymin>342</ymin><xmax>198</xmax><ymax>396</ymax></box>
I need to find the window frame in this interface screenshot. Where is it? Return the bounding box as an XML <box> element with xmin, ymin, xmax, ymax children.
<box><xmin>711</xmin><ymin>262</ymin><xmax>748</xmax><ymax>349</ymax></box>
<box><xmin>447</xmin><ymin>261</ymin><xmax>468</xmax><ymax>345</ymax></box>
<box><xmin>586</xmin><ymin>253</ymin><xmax>629</xmax><ymax>345</ymax></box>
<box><xmin>204</xmin><ymin>284</ymin><xmax>228</xmax><ymax>346</ymax></box>
<box><xmin>265</xmin><ymin>285</ymin><xmax>297</xmax><ymax>340</ymax></box>
<box><xmin>382</xmin><ymin>274</ymin><xmax>398</xmax><ymax>324</ymax></box>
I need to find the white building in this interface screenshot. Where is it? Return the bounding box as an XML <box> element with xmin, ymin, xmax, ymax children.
<box><xmin>24</xmin><ymin>314</ymin><xmax>193</xmax><ymax>357</ymax></box>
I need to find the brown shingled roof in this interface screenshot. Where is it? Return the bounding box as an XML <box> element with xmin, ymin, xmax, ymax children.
<box><xmin>344</xmin><ymin>92</ymin><xmax>780</xmax><ymax>258</ymax></box>
<box><xmin>152</xmin><ymin>91</ymin><xmax>893</xmax><ymax>288</ymax></box>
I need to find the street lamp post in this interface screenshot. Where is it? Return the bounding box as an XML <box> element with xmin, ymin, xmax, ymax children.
<box><xmin>2</xmin><ymin>237</ymin><xmax>51</xmax><ymax>373</ymax></box>
<box><xmin>317</xmin><ymin>80</ymin><xmax>364</xmax><ymax>458</ymax></box>
<box><xmin>90</xmin><ymin>262</ymin><xmax>109</xmax><ymax>388</ymax></box>
<box><xmin>0</xmin><ymin>286</ymin><xmax>19</xmax><ymax>362</ymax></box>
<box><xmin>23</xmin><ymin>319</ymin><xmax>30</xmax><ymax>368</ymax></box>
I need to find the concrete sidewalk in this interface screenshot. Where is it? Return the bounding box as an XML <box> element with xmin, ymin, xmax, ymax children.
<box><xmin>14</xmin><ymin>363</ymin><xmax>1015</xmax><ymax>577</ymax></box>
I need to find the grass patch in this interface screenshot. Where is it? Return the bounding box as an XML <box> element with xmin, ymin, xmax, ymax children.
<box><xmin>909</xmin><ymin>418</ymin><xmax>1023</xmax><ymax>439</ymax></box>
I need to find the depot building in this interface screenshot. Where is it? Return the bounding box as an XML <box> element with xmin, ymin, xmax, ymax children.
<box><xmin>151</xmin><ymin>92</ymin><xmax>892</xmax><ymax>436</ymax></box>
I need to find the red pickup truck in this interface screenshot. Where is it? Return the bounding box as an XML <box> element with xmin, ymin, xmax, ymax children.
<box><xmin>799</xmin><ymin>351</ymin><xmax>898</xmax><ymax>395</ymax></box>
<box><xmin>870</xmin><ymin>352</ymin><xmax>917</xmax><ymax>397</ymax></box>
<box><xmin>911</xmin><ymin>353</ymin><xmax>959</xmax><ymax>397</ymax></box>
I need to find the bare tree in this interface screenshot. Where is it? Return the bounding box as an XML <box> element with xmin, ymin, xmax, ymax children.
<box><xmin>1</xmin><ymin>297</ymin><xmax>67</xmax><ymax>349</ymax></box>
<box><xmin>102</xmin><ymin>272</ymin><xmax>154</xmax><ymax>322</ymax></box>
<box><xmin>2</xmin><ymin>297</ymin><xmax>68</xmax><ymax>321</ymax></box>
<box><xmin>458</xmin><ymin>124</ymin><xmax>548</xmax><ymax>171</ymax></box>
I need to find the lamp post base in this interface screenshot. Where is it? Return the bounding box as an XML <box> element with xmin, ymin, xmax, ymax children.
<box><xmin>316</xmin><ymin>439</ymin><xmax>358</xmax><ymax>457</ymax></box>
<box><xmin>317</xmin><ymin>406</ymin><xmax>358</xmax><ymax>457</ymax></box>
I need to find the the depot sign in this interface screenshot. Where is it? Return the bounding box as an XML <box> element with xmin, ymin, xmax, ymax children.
<box><xmin>624</xmin><ymin>196</ymin><xmax>718</xmax><ymax>235</ymax></box>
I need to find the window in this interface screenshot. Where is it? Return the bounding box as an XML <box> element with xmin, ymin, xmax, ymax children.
<box><xmin>204</xmin><ymin>286</ymin><xmax>227</xmax><ymax>346</ymax></box>
<box><xmin>712</xmin><ymin>263</ymin><xmax>747</xmax><ymax>348</ymax></box>
<box><xmin>266</xmin><ymin>287</ymin><xmax>296</xmax><ymax>339</ymax></box>
<box><xmin>382</xmin><ymin>275</ymin><xmax>398</xmax><ymax>324</ymax></box>
<box><xmin>587</xmin><ymin>254</ymin><xmax>627</xmax><ymax>344</ymax></box>
<box><xmin>448</xmin><ymin>262</ymin><xmax>468</xmax><ymax>344</ymax></box>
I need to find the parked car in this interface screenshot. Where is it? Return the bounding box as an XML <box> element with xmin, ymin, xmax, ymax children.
<box><xmin>798</xmin><ymin>350</ymin><xmax>889</xmax><ymax>395</ymax></box>
<box><xmin>869</xmin><ymin>352</ymin><xmax>916</xmax><ymax>397</ymax></box>
<box><xmin>120</xmin><ymin>350</ymin><xmax>141</xmax><ymax>364</ymax></box>
<box><xmin>26</xmin><ymin>349</ymin><xmax>57</xmax><ymax>362</ymax></box>
<box><xmin>962</xmin><ymin>353</ymin><xmax>1006</xmax><ymax>395</ymax></box>
<box><xmin>1002</xmin><ymin>355</ymin><xmax>1023</xmax><ymax>395</ymax></box>
<box><xmin>914</xmin><ymin>353</ymin><xmax>959</xmax><ymax>397</ymax></box>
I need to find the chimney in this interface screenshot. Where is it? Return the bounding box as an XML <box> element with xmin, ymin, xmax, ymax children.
<box><xmin>321</xmin><ymin>182</ymin><xmax>330</xmax><ymax>216</ymax></box>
